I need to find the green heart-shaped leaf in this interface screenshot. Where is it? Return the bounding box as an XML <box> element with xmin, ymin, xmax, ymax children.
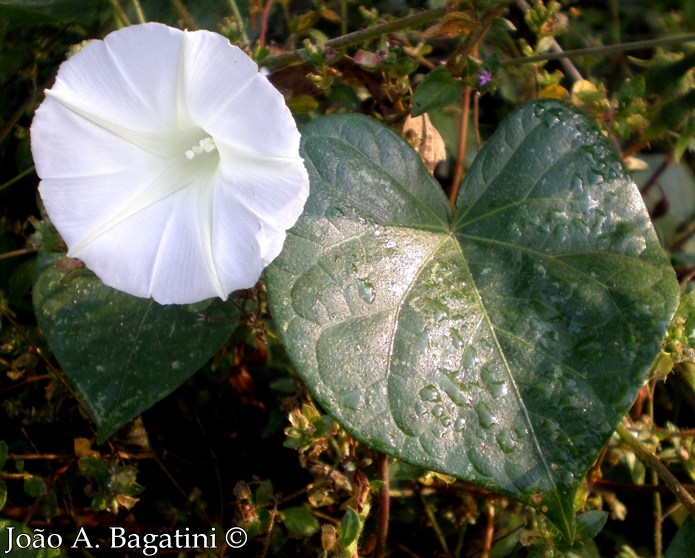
<box><xmin>266</xmin><ymin>100</ymin><xmax>679</xmax><ymax>537</ymax></box>
<box><xmin>33</xmin><ymin>252</ymin><xmax>239</xmax><ymax>441</ymax></box>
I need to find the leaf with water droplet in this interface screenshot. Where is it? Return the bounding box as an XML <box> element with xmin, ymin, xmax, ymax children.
<box><xmin>33</xmin><ymin>252</ymin><xmax>239</xmax><ymax>441</ymax></box>
<box><xmin>266</xmin><ymin>100</ymin><xmax>679</xmax><ymax>539</ymax></box>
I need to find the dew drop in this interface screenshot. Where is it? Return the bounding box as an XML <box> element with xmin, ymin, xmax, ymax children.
<box><xmin>496</xmin><ymin>430</ymin><xmax>516</xmax><ymax>454</ymax></box>
<box><xmin>427</xmin><ymin>298</ymin><xmax>449</xmax><ymax>323</ymax></box>
<box><xmin>480</xmin><ymin>364</ymin><xmax>508</xmax><ymax>397</ymax></box>
<box><xmin>462</xmin><ymin>345</ymin><xmax>476</xmax><ymax>369</ymax></box>
<box><xmin>432</xmin><ymin>404</ymin><xmax>445</xmax><ymax>418</ymax></box>
<box><xmin>357</xmin><ymin>280</ymin><xmax>375</xmax><ymax>304</ymax></box>
<box><xmin>454</xmin><ymin>417</ymin><xmax>467</xmax><ymax>431</ymax></box>
<box><xmin>419</xmin><ymin>385</ymin><xmax>439</xmax><ymax>402</ymax></box>
<box><xmin>450</xmin><ymin>328</ymin><xmax>464</xmax><ymax>349</ymax></box>
<box><xmin>475</xmin><ymin>402</ymin><xmax>497</xmax><ymax>429</ymax></box>
<box><xmin>543</xmin><ymin>114</ymin><xmax>560</xmax><ymax>128</ymax></box>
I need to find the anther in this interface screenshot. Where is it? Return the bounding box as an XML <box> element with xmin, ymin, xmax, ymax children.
<box><xmin>185</xmin><ymin>137</ymin><xmax>217</xmax><ymax>159</ymax></box>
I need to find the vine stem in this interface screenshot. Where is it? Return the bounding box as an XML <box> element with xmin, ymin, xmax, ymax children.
<box><xmin>499</xmin><ymin>34</ymin><xmax>695</xmax><ymax>68</ymax></box>
<box><xmin>131</xmin><ymin>0</ymin><xmax>146</xmax><ymax>24</ymax></box>
<box><xmin>260</xmin><ymin>7</ymin><xmax>695</xmax><ymax>73</ymax></box>
<box><xmin>375</xmin><ymin>453</ymin><xmax>390</xmax><ymax>558</ymax></box>
<box><xmin>449</xmin><ymin>68</ymin><xmax>473</xmax><ymax>210</ymax></box>
<box><xmin>260</xmin><ymin>7</ymin><xmax>448</xmax><ymax>69</ymax></box>
<box><xmin>615</xmin><ymin>423</ymin><xmax>695</xmax><ymax>516</ymax></box>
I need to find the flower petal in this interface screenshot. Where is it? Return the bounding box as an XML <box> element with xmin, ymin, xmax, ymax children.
<box><xmin>51</xmin><ymin>23</ymin><xmax>187</xmax><ymax>133</ymax></box>
<box><xmin>32</xmin><ymin>94</ymin><xmax>161</xmax><ymax>180</ymax></box>
<box><xmin>32</xmin><ymin>23</ymin><xmax>309</xmax><ymax>305</ymax></box>
<box><xmin>181</xmin><ymin>32</ymin><xmax>300</xmax><ymax>159</ymax></box>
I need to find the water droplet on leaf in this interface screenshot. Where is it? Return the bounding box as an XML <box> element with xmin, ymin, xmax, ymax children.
<box><xmin>475</xmin><ymin>402</ymin><xmax>497</xmax><ymax>429</ymax></box>
<box><xmin>357</xmin><ymin>280</ymin><xmax>375</xmax><ymax>304</ymax></box>
<box><xmin>419</xmin><ymin>385</ymin><xmax>439</xmax><ymax>402</ymax></box>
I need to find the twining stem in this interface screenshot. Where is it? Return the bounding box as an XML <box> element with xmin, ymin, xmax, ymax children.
<box><xmin>419</xmin><ymin>490</ymin><xmax>452</xmax><ymax>557</ymax></box>
<box><xmin>375</xmin><ymin>453</ymin><xmax>390</xmax><ymax>558</ymax></box>
<box><xmin>653</xmin><ymin>467</ymin><xmax>663</xmax><ymax>558</ymax></box>
<box><xmin>227</xmin><ymin>0</ymin><xmax>249</xmax><ymax>46</ymax></box>
<box><xmin>481</xmin><ymin>503</ymin><xmax>495</xmax><ymax>558</ymax></box>
<box><xmin>108</xmin><ymin>0</ymin><xmax>131</xmax><ymax>25</ymax></box>
<box><xmin>648</xmin><ymin>380</ymin><xmax>663</xmax><ymax>558</ymax></box>
<box><xmin>260</xmin><ymin>7</ymin><xmax>448</xmax><ymax>69</ymax></box>
<box><xmin>0</xmin><ymin>247</ymin><xmax>37</xmax><ymax>261</ymax></box>
<box><xmin>449</xmin><ymin>70</ymin><xmax>473</xmax><ymax>210</ymax></box>
<box><xmin>259</xmin><ymin>0</ymin><xmax>695</xmax><ymax>74</ymax></box>
<box><xmin>131</xmin><ymin>0</ymin><xmax>146</xmax><ymax>24</ymax></box>
<box><xmin>0</xmin><ymin>166</ymin><xmax>35</xmax><ymax>193</ymax></box>
<box><xmin>616</xmin><ymin>423</ymin><xmax>695</xmax><ymax>516</ymax></box>
<box><xmin>500</xmin><ymin>34</ymin><xmax>695</xmax><ymax>68</ymax></box>
<box><xmin>259</xmin><ymin>0</ymin><xmax>274</xmax><ymax>49</ymax></box>
<box><xmin>170</xmin><ymin>0</ymin><xmax>197</xmax><ymax>30</ymax></box>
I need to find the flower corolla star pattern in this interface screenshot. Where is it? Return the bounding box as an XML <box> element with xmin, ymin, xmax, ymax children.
<box><xmin>31</xmin><ymin>23</ymin><xmax>309</xmax><ymax>305</ymax></box>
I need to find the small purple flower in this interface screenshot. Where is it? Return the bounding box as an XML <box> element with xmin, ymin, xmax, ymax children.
<box><xmin>478</xmin><ymin>70</ymin><xmax>493</xmax><ymax>88</ymax></box>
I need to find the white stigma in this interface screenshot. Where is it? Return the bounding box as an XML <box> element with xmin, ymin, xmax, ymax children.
<box><xmin>185</xmin><ymin>136</ymin><xmax>217</xmax><ymax>160</ymax></box>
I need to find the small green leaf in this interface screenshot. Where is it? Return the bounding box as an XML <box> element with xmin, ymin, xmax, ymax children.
<box><xmin>575</xmin><ymin>510</ymin><xmax>608</xmax><ymax>541</ymax></box>
<box><xmin>254</xmin><ymin>480</ymin><xmax>274</xmax><ymax>506</ymax></box>
<box><xmin>338</xmin><ymin>507</ymin><xmax>361</xmax><ymax>548</ymax></box>
<box><xmin>266</xmin><ymin>101</ymin><xmax>679</xmax><ymax>538</ymax></box>
<box><xmin>40</xmin><ymin>490</ymin><xmax>58</xmax><ymax>520</ymax></box>
<box><xmin>77</xmin><ymin>456</ymin><xmax>109</xmax><ymax>485</ymax></box>
<box><xmin>23</xmin><ymin>476</ymin><xmax>46</xmax><ymax>498</ymax></box>
<box><xmin>280</xmin><ymin>506</ymin><xmax>320</xmax><ymax>537</ymax></box>
<box><xmin>411</xmin><ymin>66</ymin><xmax>465</xmax><ymax>116</ymax></box>
<box><xmin>32</xmin><ymin>252</ymin><xmax>239</xmax><ymax>441</ymax></box>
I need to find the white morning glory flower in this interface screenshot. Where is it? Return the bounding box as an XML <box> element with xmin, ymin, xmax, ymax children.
<box><xmin>31</xmin><ymin>23</ymin><xmax>309</xmax><ymax>305</ymax></box>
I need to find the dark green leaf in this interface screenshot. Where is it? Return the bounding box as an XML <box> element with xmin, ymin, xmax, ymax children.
<box><xmin>575</xmin><ymin>510</ymin><xmax>608</xmax><ymax>541</ymax></box>
<box><xmin>666</xmin><ymin>516</ymin><xmax>695</xmax><ymax>558</ymax></box>
<box><xmin>0</xmin><ymin>440</ymin><xmax>7</xmax><ymax>470</ymax></box>
<box><xmin>280</xmin><ymin>506</ymin><xmax>320</xmax><ymax>537</ymax></box>
<box><xmin>32</xmin><ymin>253</ymin><xmax>239</xmax><ymax>441</ymax></box>
<box><xmin>40</xmin><ymin>490</ymin><xmax>58</xmax><ymax>520</ymax></box>
<box><xmin>266</xmin><ymin>101</ymin><xmax>679</xmax><ymax>538</ymax></box>
<box><xmin>411</xmin><ymin>66</ymin><xmax>465</xmax><ymax>117</ymax></box>
<box><xmin>77</xmin><ymin>456</ymin><xmax>109</xmax><ymax>485</ymax></box>
<box><xmin>23</xmin><ymin>476</ymin><xmax>46</xmax><ymax>498</ymax></box>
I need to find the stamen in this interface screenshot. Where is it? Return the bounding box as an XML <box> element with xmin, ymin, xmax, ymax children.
<box><xmin>185</xmin><ymin>137</ymin><xmax>217</xmax><ymax>159</ymax></box>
